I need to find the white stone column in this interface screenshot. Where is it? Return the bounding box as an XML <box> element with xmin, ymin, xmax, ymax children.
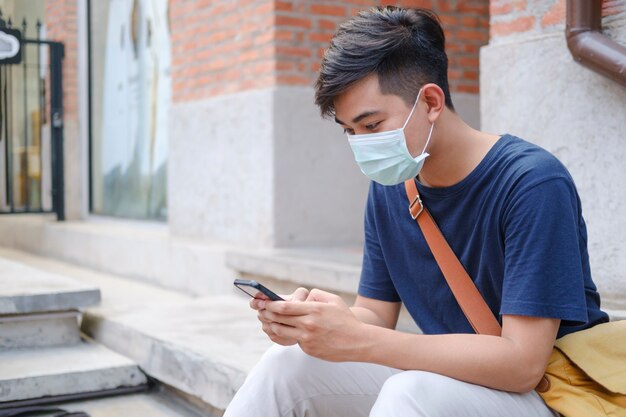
<box><xmin>480</xmin><ymin>26</ymin><xmax>626</xmax><ymax>312</ymax></box>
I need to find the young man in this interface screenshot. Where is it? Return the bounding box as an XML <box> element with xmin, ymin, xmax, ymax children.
<box><xmin>224</xmin><ymin>6</ymin><xmax>608</xmax><ymax>417</ymax></box>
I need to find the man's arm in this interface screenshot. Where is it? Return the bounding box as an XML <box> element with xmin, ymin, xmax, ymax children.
<box><xmin>362</xmin><ymin>313</ymin><xmax>559</xmax><ymax>392</ymax></box>
<box><xmin>350</xmin><ymin>295</ymin><xmax>401</xmax><ymax>329</ymax></box>
<box><xmin>261</xmin><ymin>290</ymin><xmax>559</xmax><ymax>393</ymax></box>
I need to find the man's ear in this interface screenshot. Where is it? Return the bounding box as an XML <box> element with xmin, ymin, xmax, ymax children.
<box><xmin>422</xmin><ymin>83</ymin><xmax>445</xmax><ymax>123</ymax></box>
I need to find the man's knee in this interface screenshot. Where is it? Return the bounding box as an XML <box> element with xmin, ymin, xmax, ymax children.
<box><xmin>370</xmin><ymin>371</ymin><xmax>454</xmax><ymax>417</ymax></box>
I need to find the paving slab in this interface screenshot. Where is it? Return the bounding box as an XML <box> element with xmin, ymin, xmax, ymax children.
<box><xmin>0</xmin><ymin>258</ymin><xmax>100</xmax><ymax>314</ymax></box>
<box><xmin>0</xmin><ymin>342</ymin><xmax>147</xmax><ymax>402</ymax></box>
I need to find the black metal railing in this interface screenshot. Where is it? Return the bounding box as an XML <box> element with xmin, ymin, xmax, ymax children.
<box><xmin>0</xmin><ymin>11</ymin><xmax>65</xmax><ymax>220</ymax></box>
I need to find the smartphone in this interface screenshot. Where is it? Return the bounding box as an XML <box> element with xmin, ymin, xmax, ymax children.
<box><xmin>233</xmin><ymin>279</ymin><xmax>285</xmax><ymax>301</ymax></box>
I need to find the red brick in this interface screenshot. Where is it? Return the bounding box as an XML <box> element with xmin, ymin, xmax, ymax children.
<box><xmin>460</xmin><ymin>16</ymin><xmax>481</xmax><ymax>27</ymax></box>
<box><xmin>491</xmin><ymin>15</ymin><xmax>536</xmax><ymax>37</ymax></box>
<box><xmin>277</xmin><ymin>61</ymin><xmax>296</xmax><ymax>71</ymax></box>
<box><xmin>275</xmin><ymin>1</ymin><xmax>293</xmax><ymax>12</ymax></box>
<box><xmin>457</xmin><ymin>84</ymin><xmax>479</xmax><ymax>94</ymax></box>
<box><xmin>253</xmin><ymin>2</ymin><xmax>273</xmax><ymax>15</ymax></box>
<box><xmin>439</xmin><ymin>15</ymin><xmax>458</xmax><ymax>26</ymax></box>
<box><xmin>541</xmin><ymin>0</ymin><xmax>565</xmax><ymax>27</ymax></box>
<box><xmin>310</xmin><ymin>4</ymin><xmax>347</xmax><ymax>17</ymax></box>
<box><xmin>277</xmin><ymin>75</ymin><xmax>311</xmax><ymax>85</ymax></box>
<box><xmin>275</xmin><ymin>30</ymin><xmax>294</xmax><ymax>41</ymax></box>
<box><xmin>309</xmin><ymin>32</ymin><xmax>334</xmax><ymax>43</ymax></box>
<box><xmin>251</xmin><ymin>60</ymin><xmax>275</xmax><ymax>74</ymax></box>
<box><xmin>462</xmin><ymin>70</ymin><xmax>478</xmax><ymax>81</ymax></box>
<box><xmin>276</xmin><ymin>46</ymin><xmax>312</xmax><ymax>58</ymax></box>
<box><xmin>456</xmin><ymin>29</ymin><xmax>488</xmax><ymax>42</ymax></box>
<box><xmin>318</xmin><ymin>19</ymin><xmax>338</xmax><ymax>30</ymax></box>
<box><xmin>457</xmin><ymin>1</ymin><xmax>488</xmax><ymax>15</ymax></box>
<box><xmin>490</xmin><ymin>0</ymin><xmax>527</xmax><ymax>15</ymax></box>
<box><xmin>603</xmin><ymin>1</ymin><xmax>626</xmax><ymax>16</ymax></box>
<box><xmin>447</xmin><ymin>69</ymin><xmax>462</xmax><ymax>80</ymax></box>
<box><xmin>238</xmin><ymin>50</ymin><xmax>260</xmax><ymax>63</ymax></box>
<box><xmin>255</xmin><ymin>30</ymin><xmax>275</xmax><ymax>45</ymax></box>
<box><xmin>456</xmin><ymin>57</ymin><xmax>479</xmax><ymax>68</ymax></box>
<box><xmin>398</xmin><ymin>0</ymin><xmax>433</xmax><ymax>8</ymax></box>
<box><xmin>275</xmin><ymin>15</ymin><xmax>312</xmax><ymax>29</ymax></box>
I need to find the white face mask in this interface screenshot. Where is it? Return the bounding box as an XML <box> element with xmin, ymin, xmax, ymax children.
<box><xmin>347</xmin><ymin>89</ymin><xmax>435</xmax><ymax>186</ymax></box>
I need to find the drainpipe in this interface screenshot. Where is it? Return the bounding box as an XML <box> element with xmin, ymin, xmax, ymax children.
<box><xmin>566</xmin><ymin>0</ymin><xmax>626</xmax><ymax>87</ymax></box>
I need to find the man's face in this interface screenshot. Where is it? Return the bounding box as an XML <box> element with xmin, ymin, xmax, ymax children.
<box><xmin>333</xmin><ymin>74</ymin><xmax>431</xmax><ymax>158</ymax></box>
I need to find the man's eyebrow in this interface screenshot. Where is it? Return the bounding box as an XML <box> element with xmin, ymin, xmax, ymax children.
<box><xmin>334</xmin><ymin>110</ymin><xmax>381</xmax><ymax>125</ymax></box>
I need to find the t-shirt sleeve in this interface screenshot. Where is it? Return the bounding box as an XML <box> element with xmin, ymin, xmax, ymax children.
<box><xmin>501</xmin><ymin>176</ymin><xmax>589</xmax><ymax>324</ymax></box>
<box><xmin>358</xmin><ymin>183</ymin><xmax>401</xmax><ymax>302</ymax></box>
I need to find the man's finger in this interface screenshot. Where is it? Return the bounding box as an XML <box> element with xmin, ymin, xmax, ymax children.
<box><xmin>264</xmin><ymin>300</ymin><xmax>317</xmax><ymax>316</ymax></box>
<box><xmin>306</xmin><ymin>288</ymin><xmax>341</xmax><ymax>303</ymax></box>
<box><xmin>250</xmin><ymin>298</ymin><xmax>264</xmax><ymax>310</ymax></box>
<box><xmin>270</xmin><ymin>322</ymin><xmax>302</xmax><ymax>340</ymax></box>
<box><xmin>261</xmin><ymin>309</ymin><xmax>306</xmax><ymax>328</ymax></box>
<box><xmin>289</xmin><ymin>287</ymin><xmax>309</xmax><ymax>302</ymax></box>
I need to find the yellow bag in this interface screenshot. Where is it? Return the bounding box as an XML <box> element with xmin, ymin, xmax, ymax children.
<box><xmin>538</xmin><ymin>321</ymin><xmax>626</xmax><ymax>417</ymax></box>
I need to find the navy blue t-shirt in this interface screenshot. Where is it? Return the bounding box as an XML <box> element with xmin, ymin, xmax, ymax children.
<box><xmin>359</xmin><ymin>134</ymin><xmax>608</xmax><ymax>339</ymax></box>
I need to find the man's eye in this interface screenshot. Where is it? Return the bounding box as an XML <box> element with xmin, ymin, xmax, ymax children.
<box><xmin>365</xmin><ymin>122</ymin><xmax>380</xmax><ymax>131</ymax></box>
<box><xmin>343</xmin><ymin>128</ymin><xmax>355</xmax><ymax>135</ymax></box>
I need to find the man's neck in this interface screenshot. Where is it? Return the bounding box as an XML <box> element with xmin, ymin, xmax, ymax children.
<box><xmin>417</xmin><ymin>109</ymin><xmax>500</xmax><ymax>188</ymax></box>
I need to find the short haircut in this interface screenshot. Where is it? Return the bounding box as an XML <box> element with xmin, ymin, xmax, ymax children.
<box><xmin>314</xmin><ymin>6</ymin><xmax>454</xmax><ymax>118</ymax></box>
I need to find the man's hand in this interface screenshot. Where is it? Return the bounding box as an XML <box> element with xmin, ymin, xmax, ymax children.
<box><xmin>250</xmin><ymin>287</ymin><xmax>309</xmax><ymax>346</ymax></box>
<box><xmin>260</xmin><ymin>289</ymin><xmax>368</xmax><ymax>361</ymax></box>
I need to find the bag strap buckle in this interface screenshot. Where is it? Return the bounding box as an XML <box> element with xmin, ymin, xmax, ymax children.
<box><xmin>409</xmin><ymin>193</ymin><xmax>424</xmax><ymax>220</ymax></box>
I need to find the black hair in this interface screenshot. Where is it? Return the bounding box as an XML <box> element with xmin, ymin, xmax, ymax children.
<box><xmin>314</xmin><ymin>6</ymin><xmax>454</xmax><ymax>118</ymax></box>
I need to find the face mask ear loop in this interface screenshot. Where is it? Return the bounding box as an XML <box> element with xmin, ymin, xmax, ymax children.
<box><xmin>402</xmin><ymin>88</ymin><xmax>423</xmax><ymax>130</ymax></box>
<box><xmin>421</xmin><ymin>122</ymin><xmax>435</xmax><ymax>154</ymax></box>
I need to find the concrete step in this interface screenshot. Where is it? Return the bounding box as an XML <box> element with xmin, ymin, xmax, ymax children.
<box><xmin>226</xmin><ymin>246</ymin><xmax>362</xmax><ymax>295</ymax></box>
<box><xmin>0</xmin><ymin>341</ymin><xmax>148</xmax><ymax>403</ymax></box>
<box><xmin>0</xmin><ymin>311</ymin><xmax>81</xmax><ymax>350</ymax></box>
<box><xmin>0</xmin><ymin>256</ymin><xmax>100</xmax><ymax>315</ymax></box>
<box><xmin>0</xmin><ymin>248</ymin><xmax>258</xmax><ymax>412</ymax></box>
<box><xmin>81</xmin><ymin>294</ymin><xmax>270</xmax><ymax>412</ymax></box>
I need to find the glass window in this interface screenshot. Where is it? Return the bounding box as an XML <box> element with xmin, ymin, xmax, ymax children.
<box><xmin>89</xmin><ymin>0</ymin><xmax>169</xmax><ymax>220</ymax></box>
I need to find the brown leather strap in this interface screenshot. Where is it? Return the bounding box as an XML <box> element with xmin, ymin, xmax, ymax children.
<box><xmin>404</xmin><ymin>179</ymin><xmax>551</xmax><ymax>393</ymax></box>
<box><xmin>404</xmin><ymin>179</ymin><xmax>502</xmax><ymax>336</ymax></box>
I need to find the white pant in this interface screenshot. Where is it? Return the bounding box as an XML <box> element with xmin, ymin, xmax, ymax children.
<box><xmin>224</xmin><ymin>344</ymin><xmax>560</xmax><ymax>417</ymax></box>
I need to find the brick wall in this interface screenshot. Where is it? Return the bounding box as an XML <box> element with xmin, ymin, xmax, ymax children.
<box><xmin>171</xmin><ymin>0</ymin><xmax>489</xmax><ymax>103</ymax></box>
<box><xmin>490</xmin><ymin>0</ymin><xmax>626</xmax><ymax>41</ymax></box>
<box><xmin>44</xmin><ymin>0</ymin><xmax>78</xmax><ymax>121</ymax></box>
<box><xmin>170</xmin><ymin>0</ymin><xmax>276</xmax><ymax>101</ymax></box>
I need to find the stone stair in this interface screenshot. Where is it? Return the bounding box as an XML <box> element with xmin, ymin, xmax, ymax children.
<box><xmin>0</xmin><ymin>246</ymin><xmax>375</xmax><ymax>414</ymax></box>
<box><xmin>0</xmin><ymin>248</ymin><xmax>254</xmax><ymax>415</ymax></box>
<box><xmin>0</xmin><ymin>256</ymin><xmax>148</xmax><ymax>410</ymax></box>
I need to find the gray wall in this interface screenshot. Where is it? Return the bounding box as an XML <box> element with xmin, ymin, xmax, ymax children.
<box><xmin>481</xmin><ymin>26</ymin><xmax>626</xmax><ymax>310</ymax></box>
<box><xmin>168</xmin><ymin>86</ymin><xmax>370</xmax><ymax>248</ymax></box>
